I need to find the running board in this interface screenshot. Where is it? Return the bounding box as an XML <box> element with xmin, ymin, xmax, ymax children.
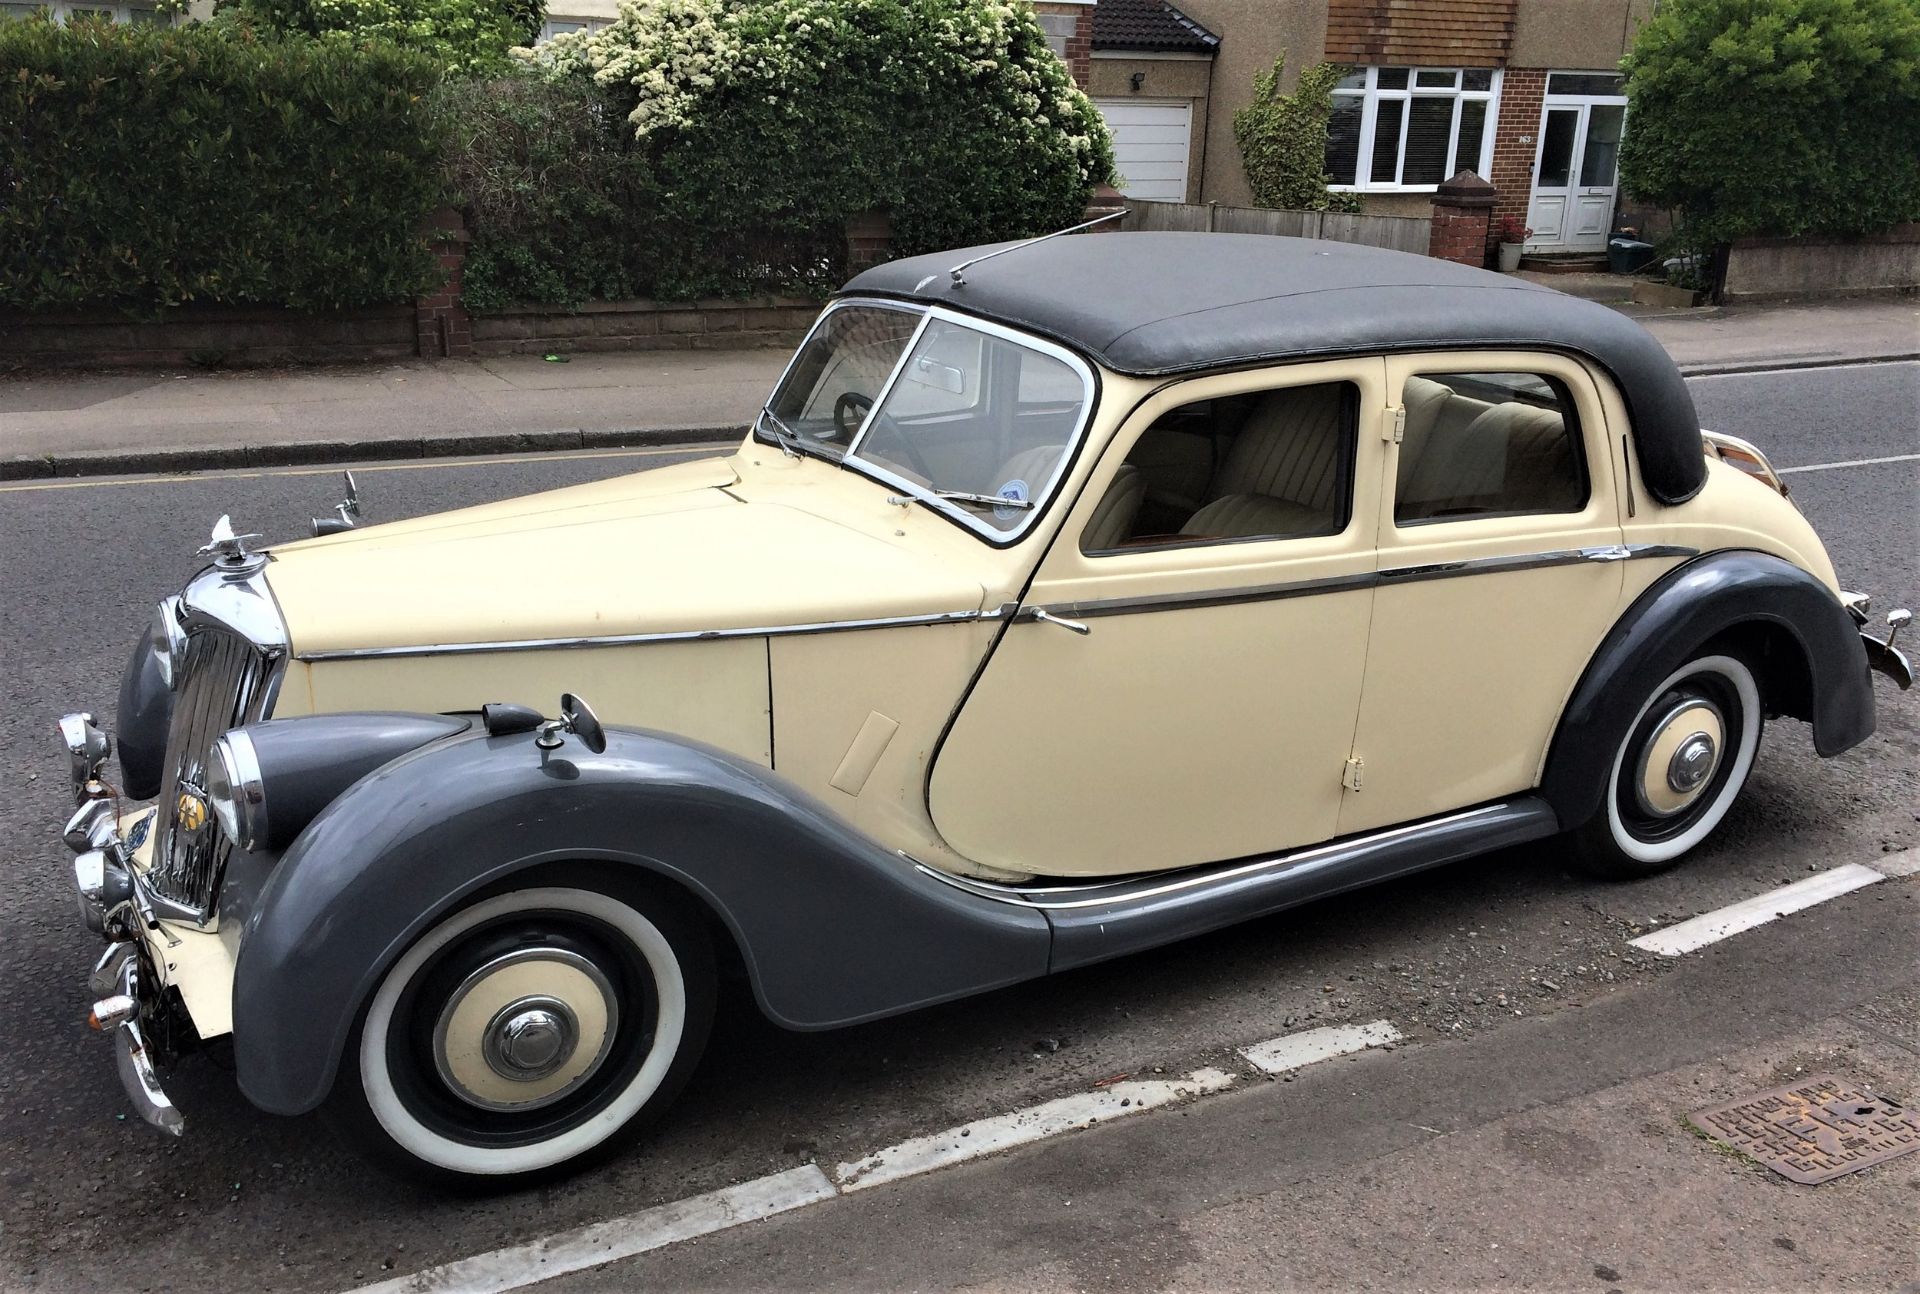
<box><xmin>917</xmin><ymin>800</ymin><xmax>1561</xmax><ymax>972</ymax></box>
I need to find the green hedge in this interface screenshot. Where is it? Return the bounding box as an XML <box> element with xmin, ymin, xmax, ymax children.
<box><xmin>1619</xmin><ymin>0</ymin><xmax>1920</xmax><ymax>245</ymax></box>
<box><xmin>0</xmin><ymin>18</ymin><xmax>446</xmax><ymax>313</ymax></box>
<box><xmin>485</xmin><ymin>0</ymin><xmax>1114</xmax><ymax>303</ymax></box>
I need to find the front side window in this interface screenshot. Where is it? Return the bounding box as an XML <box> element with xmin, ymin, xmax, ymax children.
<box><xmin>1326</xmin><ymin>66</ymin><xmax>1500</xmax><ymax>191</ymax></box>
<box><xmin>1394</xmin><ymin>371</ymin><xmax>1586</xmax><ymax>523</ymax></box>
<box><xmin>1085</xmin><ymin>380</ymin><xmax>1359</xmax><ymax>553</ymax></box>
<box><xmin>758</xmin><ymin>303</ymin><xmax>1094</xmax><ymax>540</ymax></box>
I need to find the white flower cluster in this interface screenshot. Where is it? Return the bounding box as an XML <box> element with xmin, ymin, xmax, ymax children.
<box><xmin>518</xmin><ymin>0</ymin><xmax>1106</xmax><ymax>177</ymax></box>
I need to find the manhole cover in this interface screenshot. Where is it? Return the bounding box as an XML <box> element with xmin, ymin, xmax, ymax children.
<box><xmin>1690</xmin><ymin>1075</ymin><xmax>1920</xmax><ymax>1184</ymax></box>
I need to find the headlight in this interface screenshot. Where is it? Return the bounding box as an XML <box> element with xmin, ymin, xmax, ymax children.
<box><xmin>150</xmin><ymin>596</ymin><xmax>188</xmax><ymax>690</ymax></box>
<box><xmin>206</xmin><ymin>730</ymin><xmax>267</xmax><ymax>852</ymax></box>
<box><xmin>1703</xmin><ymin>430</ymin><xmax>1788</xmax><ymax>496</ymax></box>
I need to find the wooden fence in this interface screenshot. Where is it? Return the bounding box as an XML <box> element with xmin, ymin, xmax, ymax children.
<box><xmin>1122</xmin><ymin>198</ymin><xmax>1430</xmax><ymax>256</ymax></box>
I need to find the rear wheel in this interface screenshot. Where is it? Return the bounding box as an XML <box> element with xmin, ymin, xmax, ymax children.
<box><xmin>326</xmin><ymin>879</ymin><xmax>714</xmax><ymax>1187</ymax></box>
<box><xmin>1570</xmin><ymin>652</ymin><xmax>1763</xmax><ymax>880</ymax></box>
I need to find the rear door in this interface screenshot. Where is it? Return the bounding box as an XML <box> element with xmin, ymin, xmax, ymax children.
<box><xmin>1338</xmin><ymin>352</ymin><xmax>1628</xmax><ymax>836</ymax></box>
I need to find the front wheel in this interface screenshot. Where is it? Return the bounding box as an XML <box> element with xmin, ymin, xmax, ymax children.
<box><xmin>325</xmin><ymin>879</ymin><xmax>714</xmax><ymax>1187</ymax></box>
<box><xmin>1569</xmin><ymin>652</ymin><xmax>1764</xmax><ymax>880</ymax></box>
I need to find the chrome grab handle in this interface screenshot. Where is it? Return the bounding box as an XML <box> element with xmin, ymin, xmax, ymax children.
<box><xmin>1580</xmin><ymin>545</ymin><xmax>1634</xmax><ymax>562</ymax></box>
<box><xmin>1030</xmin><ymin>608</ymin><xmax>1091</xmax><ymax>636</ymax></box>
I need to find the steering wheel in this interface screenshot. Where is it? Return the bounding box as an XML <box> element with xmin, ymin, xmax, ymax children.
<box><xmin>833</xmin><ymin>391</ymin><xmax>872</xmax><ymax>441</ymax></box>
<box><xmin>865</xmin><ymin>409</ymin><xmax>939</xmax><ymax>482</ymax></box>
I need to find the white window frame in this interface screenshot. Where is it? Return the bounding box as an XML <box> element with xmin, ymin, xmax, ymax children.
<box><xmin>1328</xmin><ymin>66</ymin><xmax>1503</xmax><ymax>194</ymax></box>
<box><xmin>537</xmin><ymin>15</ymin><xmax>606</xmax><ymax>41</ymax></box>
<box><xmin>3</xmin><ymin>1</ymin><xmax>169</xmax><ymax>20</ymax></box>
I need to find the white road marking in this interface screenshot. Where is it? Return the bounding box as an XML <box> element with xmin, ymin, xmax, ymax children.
<box><xmin>1777</xmin><ymin>452</ymin><xmax>1920</xmax><ymax>475</ymax></box>
<box><xmin>1873</xmin><ymin>848</ymin><xmax>1920</xmax><ymax>879</ymax></box>
<box><xmin>834</xmin><ymin>1067</ymin><xmax>1238</xmax><ymax>1193</ymax></box>
<box><xmin>346</xmin><ymin>1026</ymin><xmax>1406</xmax><ymax>1290</ymax></box>
<box><xmin>1630</xmin><ymin>863</ymin><xmax>1891</xmax><ymax>956</ymax></box>
<box><xmin>343</xmin><ymin>1166</ymin><xmax>835</xmax><ymax>1294</ymax></box>
<box><xmin>1238</xmin><ymin>1020</ymin><xmax>1402</xmax><ymax>1073</ymax></box>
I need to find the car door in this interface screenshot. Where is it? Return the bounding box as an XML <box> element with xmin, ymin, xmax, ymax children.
<box><xmin>1337</xmin><ymin>352</ymin><xmax>1628</xmax><ymax>837</ymax></box>
<box><xmin>929</xmin><ymin>358</ymin><xmax>1389</xmax><ymax>878</ymax></box>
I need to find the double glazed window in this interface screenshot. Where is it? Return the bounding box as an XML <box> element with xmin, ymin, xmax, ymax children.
<box><xmin>1</xmin><ymin>1</ymin><xmax>164</xmax><ymax>20</ymax></box>
<box><xmin>1326</xmin><ymin>67</ymin><xmax>1501</xmax><ymax>191</ymax></box>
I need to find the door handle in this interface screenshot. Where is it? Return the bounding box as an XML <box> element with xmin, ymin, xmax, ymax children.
<box><xmin>1580</xmin><ymin>544</ymin><xmax>1633</xmax><ymax>562</ymax></box>
<box><xmin>1030</xmin><ymin>607</ymin><xmax>1092</xmax><ymax>635</ymax></box>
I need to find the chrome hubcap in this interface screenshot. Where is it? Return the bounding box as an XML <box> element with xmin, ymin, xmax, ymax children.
<box><xmin>1634</xmin><ymin>698</ymin><xmax>1725</xmax><ymax>819</ymax></box>
<box><xmin>483</xmin><ymin>998</ymin><xmax>577</xmax><ymax>1082</ymax></box>
<box><xmin>433</xmin><ymin>947</ymin><xmax>618</xmax><ymax>1112</ymax></box>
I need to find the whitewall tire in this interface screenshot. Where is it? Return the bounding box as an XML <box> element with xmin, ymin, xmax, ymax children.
<box><xmin>327</xmin><ymin>878</ymin><xmax>714</xmax><ymax>1186</ymax></box>
<box><xmin>1572</xmin><ymin>652</ymin><xmax>1763</xmax><ymax>879</ymax></box>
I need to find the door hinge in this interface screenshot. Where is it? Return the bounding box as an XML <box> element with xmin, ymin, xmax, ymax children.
<box><xmin>1342</xmin><ymin>756</ymin><xmax>1364</xmax><ymax>792</ymax></box>
<box><xmin>1381</xmin><ymin>406</ymin><xmax>1405</xmax><ymax>443</ymax></box>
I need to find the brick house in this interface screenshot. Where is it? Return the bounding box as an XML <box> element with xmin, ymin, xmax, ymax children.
<box><xmin>1085</xmin><ymin>0</ymin><xmax>1654</xmax><ymax>257</ymax></box>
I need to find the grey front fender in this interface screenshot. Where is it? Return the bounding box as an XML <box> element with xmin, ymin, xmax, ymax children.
<box><xmin>231</xmin><ymin>725</ymin><xmax>1049</xmax><ymax>1117</ymax></box>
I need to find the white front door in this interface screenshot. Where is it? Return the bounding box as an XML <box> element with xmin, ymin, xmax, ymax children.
<box><xmin>1093</xmin><ymin>99</ymin><xmax>1192</xmax><ymax>203</ymax></box>
<box><xmin>1526</xmin><ymin>95</ymin><xmax>1626</xmax><ymax>253</ymax></box>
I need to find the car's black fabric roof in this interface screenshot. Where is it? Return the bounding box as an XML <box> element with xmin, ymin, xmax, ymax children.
<box><xmin>843</xmin><ymin>232</ymin><xmax>1707</xmax><ymax>504</ymax></box>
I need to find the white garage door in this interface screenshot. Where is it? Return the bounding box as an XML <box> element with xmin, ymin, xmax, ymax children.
<box><xmin>1094</xmin><ymin>100</ymin><xmax>1191</xmax><ymax>203</ymax></box>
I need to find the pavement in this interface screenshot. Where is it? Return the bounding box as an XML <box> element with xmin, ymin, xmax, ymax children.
<box><xmin>1</xmin><ymin>294</ymin><xmax>1914</xmax><ymax>480</ymax></box>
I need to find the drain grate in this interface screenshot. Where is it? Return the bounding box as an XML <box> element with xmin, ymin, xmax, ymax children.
<box><xmin>1690</xmin><ymin>1075</ymin><xmax>1920</xmax><ymax>1184</ymax></box>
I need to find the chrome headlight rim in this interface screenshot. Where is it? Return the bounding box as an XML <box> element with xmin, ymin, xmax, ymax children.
<box><xmin>151</xmin><ymin>596</ymin><xmax>188</xmax><ymax>691</ymax></box>
<box><xmin>207</xmin><ymin>729</ymin><xmax>267</xmax><ymax>853</ymax></box>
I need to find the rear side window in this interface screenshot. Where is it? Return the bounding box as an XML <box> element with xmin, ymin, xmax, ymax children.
<box><xmin>1394</xmin><ymin>372</ymin><xmax>1587</xmax><ymax>524</ymax></box>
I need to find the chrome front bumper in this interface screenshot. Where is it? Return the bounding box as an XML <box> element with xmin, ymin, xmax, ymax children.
<box><xmin>58</xmin><ymin>712</ymin><xmax>187</xmax><ymax>1137</ymax></box>
<box><xmin>1842</xmin><ymin>593</ymin><xmax>1913</xmax><ymax>691</ymax></box>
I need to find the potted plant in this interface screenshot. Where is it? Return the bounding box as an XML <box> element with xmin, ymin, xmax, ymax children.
<box><xmin>1494</xmin><ymin>216</ymin><xmax>1531</xmax><ymax>271</ymax></box>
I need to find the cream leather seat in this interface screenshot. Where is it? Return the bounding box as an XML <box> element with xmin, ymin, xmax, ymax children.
<box><xmin>1180</xmin><ymin>383</ymin><xmax>1350</xmax><ymax>539</ymax></box>
<box><xmin>1082</xmin><ymin>464</ymin><xmax>1146</xmax><ymax>551</ymax></box>
<box><xmin>1397</xmin><ymin>394</ymin><xmax>1579</xmax><ymax>521</ymax></box>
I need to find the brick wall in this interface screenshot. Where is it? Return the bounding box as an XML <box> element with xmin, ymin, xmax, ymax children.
<box><xmin>1427</xmin><ymin>172</ymin><xmax>1495</xmax><ymax>267</ymax></box>
<box><xmin>0</xmin><ymin>305</ymin><xmax>418</xmax><ymax>369</ymax></box>
<box><xmin>469</xmin><ymin>299</ymin><xmax>819</xmax><ymax>357</ymax></box>
<box><xmin>1034</xmin><ymin>1</ymin><xmax>1094</xmax><ymax>87</ymax></box>
<box><xmin>416</xmin><ymin>207</ymin><xmax>474</xmax><ymax>359</ymax></box>
<box><xmin>1487</xmin><ymin>68</ymin><xmax>1546</xmax><ymax>247</ymax></box>
<box><xmin>1325</xmin><ymin>0</ymin><xmax>1517</xmax><ymax>67</ymax></box>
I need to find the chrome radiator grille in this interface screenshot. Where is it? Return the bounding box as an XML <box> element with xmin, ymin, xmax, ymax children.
<box><xmin>150</xmin><ymin>627</ymin><xmax>274</xmax><ymax>917</ymax></box>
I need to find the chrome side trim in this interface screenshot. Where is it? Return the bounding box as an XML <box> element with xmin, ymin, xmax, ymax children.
<box><xmin>297</xmin><ymin>604</ymin><xmax>1019</xmax><ymax>662</ymax></box>
<box><xmin>914</xmin><ymin>803</ymin><xmax>1516</xmax><ymax>911</ymax></box>
<box><xmin>1377</xmin><ymin>543</ymin><xmax>1696</xmax><ymax>585</ymax></box>
<box><xmin>1021</xmin><ymin>545</ymin><xmax>1698</xmax><ymax>622</ymax></box>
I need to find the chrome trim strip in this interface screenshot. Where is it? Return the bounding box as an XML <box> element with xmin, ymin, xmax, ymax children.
<box><xmin>1377</xmin><ymin>543</ymin><xmax>1696</xmax><ymax>585</ymax></box>
<box><xmin>1021</xmin><ymin>545</ymin><xmax>1698</xmax><ymax>622</ymax></box>
<box><xmin>915</xmin><ymin>804</ymin><xmax>1515</xmax><ymax>911</ymax></box>
<box><xmin>841</xmin><ymin>305</ymin><xmax>1099</xmax><ymax>546</ymax></box>
<box><xmin>297</xmin><ymin>604</ymin><xmax>1018</xmax><ymax>662</ymax></box>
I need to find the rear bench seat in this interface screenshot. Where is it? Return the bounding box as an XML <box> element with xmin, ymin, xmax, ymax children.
<box><xmin>1395</xmin><ymin>376</ymin><xmax>1581</xmax><ymax>521</ymax></box>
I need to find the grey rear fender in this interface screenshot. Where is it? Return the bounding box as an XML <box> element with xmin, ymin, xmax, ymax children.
<box><xmin>1540</xmin><ymin>549</ymin><xmax>1873</xmax><ymax>830</ymax></box>
<box><xmin>231</xmin><ymin>725</ymin><xmax>1050</xmax><ymax>1117</ymax></box>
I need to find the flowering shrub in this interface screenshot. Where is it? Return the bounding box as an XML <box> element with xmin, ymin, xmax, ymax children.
<box><xmin>497</xmin><ymin>0</ymin><xmax>1113</xmax><ymax>297</ymax></box>
<box><xmin>218</xmin><ymin>0</ymin><xmax>541</xmax><ymax>76</ymax></box>
<box><xmin>0</xmin><ymin>17</ymin><xmax>445</xmax><ymax>313</ymax></box>
<box><xmin>1493</xmin><ymin>215</ymin><xmax>1532</xmax><ymax>244</ymax></box>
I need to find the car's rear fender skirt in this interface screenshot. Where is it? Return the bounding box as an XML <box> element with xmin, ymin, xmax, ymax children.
<box><xmin>231</xmin><ymin>726</ymin><xmax>1050</xmax><ymax>1117</ymax></box>
<box><xmin>1540</xmin><ymin>550</ymin><xmax>1874</xmax><ymax>830</ymax></box>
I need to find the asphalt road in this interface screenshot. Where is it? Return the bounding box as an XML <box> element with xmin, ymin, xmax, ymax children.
<box><xmin>0</xmin><ymin>362</ymin><xmax>1914</xmax><ymax>1293</ymax></box>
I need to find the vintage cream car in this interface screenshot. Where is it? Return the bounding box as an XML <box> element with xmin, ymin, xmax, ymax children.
<box><xmin>58</xmin><ymin>233</ymin><xmax>1910</xmax><ymax>1185</ymax></box>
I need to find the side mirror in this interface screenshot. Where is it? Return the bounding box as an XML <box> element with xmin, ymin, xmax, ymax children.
<box><xmin>533</xmin><ymin>693</ymin><xmax>607</xmax><ymax>754</ymax></box>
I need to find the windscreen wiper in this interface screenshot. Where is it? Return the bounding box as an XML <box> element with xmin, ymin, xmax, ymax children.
<box><xmin>888</xmin><ymin>488</ymin><xmax>1035</xmax><ymax>511</ymax></box>
<box><xmin>758</xmin><ymin>405</ymin><xmax>800</xmax><ymax>457</ymax></box>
